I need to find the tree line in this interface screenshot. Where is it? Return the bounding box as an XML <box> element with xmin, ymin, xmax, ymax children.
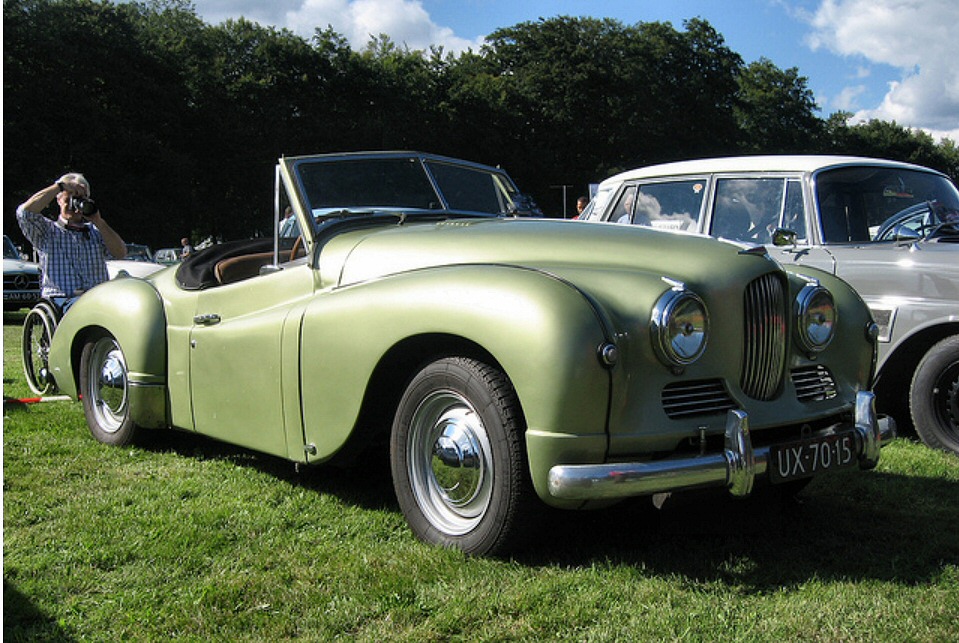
<box><xmin>5</xmin><ymin>0</ymin><xmax>958</xmax><ymax>251</ymax></box>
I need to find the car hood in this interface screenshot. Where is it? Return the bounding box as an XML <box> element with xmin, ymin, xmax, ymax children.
<box><xmin>3</xmin><ymin>257</ymin><xmax>40</xmax><ymax>274</ymax></box>
<box><xmin>321</xmin><ymin>217</ymin><xmax>778</xmax><ymax>289</ymax></box>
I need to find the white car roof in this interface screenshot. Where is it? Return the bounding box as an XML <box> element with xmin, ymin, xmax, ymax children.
<box><xmin>598</xmin><ymin>155</ymin><xmax>944</xmax><ymax>187</ymax></box>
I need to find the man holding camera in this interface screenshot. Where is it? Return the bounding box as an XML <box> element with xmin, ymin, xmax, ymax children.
<box><xmin>16</xmin><ymin>173</ymin><xmax>127</xmax><ymax>313</ymax></box>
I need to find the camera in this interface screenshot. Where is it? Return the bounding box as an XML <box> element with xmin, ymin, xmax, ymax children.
<box><xmin>68</xmin><ymin>196</ymin><xmax>98</xmax><ymax>217</ymax></box>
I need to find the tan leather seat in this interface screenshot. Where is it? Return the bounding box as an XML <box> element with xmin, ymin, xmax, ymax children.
<box><xmin>214</xmin><ymin>252</ymin><xmax>274</xmax><ymax>285</ymax></box>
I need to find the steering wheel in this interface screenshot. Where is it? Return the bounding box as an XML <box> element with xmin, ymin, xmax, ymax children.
<box><xmin>290</xmin><ymin>235</ymin><xmax>304</xmax><ymax>262</ymax></box>
<box><xmin>875</xmin><ymin>201</ymin><xmax>933</xmax><ymax>241</ymax></box>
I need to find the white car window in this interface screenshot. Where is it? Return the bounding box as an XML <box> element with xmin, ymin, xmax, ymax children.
<box><xmin>612</xmin><ymin>180</ymin><xmax>705</xmax><ymax>231</ymax></box>
<box><xmin>635</xmin><ymin>181</ymin><xmax>705</xmax><ymax>231</ymax></box>
<box><xmin>713</xmin><ymin>178</ymin><xmax>788</xmax><ymax>242</ymax></box>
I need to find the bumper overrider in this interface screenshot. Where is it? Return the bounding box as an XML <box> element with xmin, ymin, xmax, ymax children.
<box><xmin>548</xmin><ymin>391</ymin><xmax>895</xmax><ymax>501</ymax></box>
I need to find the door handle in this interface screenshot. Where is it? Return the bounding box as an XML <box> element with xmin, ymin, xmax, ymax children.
<box><xmin>193</xmin><ymin>313</ymin><xmax>221</xmax><ymax>325</ymax></box>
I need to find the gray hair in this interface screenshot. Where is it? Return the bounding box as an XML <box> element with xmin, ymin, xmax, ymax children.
<box><xmin>58</xmin><ymin>172</ymin><xmax>91</xmax><ymax>196</ymax></box>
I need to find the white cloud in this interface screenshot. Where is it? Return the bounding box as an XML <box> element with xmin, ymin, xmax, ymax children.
<box><xmin>833</xmin><ymin>84</ymin><xmax>867</xmax><ymax>111</ymax></box>
<box><xmin>807</xmin><ymin>0</ymin><xmax>959</xmax><ymax>141</ymax></box>
<box><xmin>192</xmin><ymin>0</ymin><xmax>302</xmax><ymax>27</ymax></box>
<box><xmin>284</xmin><ymin>0</ymin><xmax>484</xmax><ymax>53</ymax></box>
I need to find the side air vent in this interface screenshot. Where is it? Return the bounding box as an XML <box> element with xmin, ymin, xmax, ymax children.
<box><xmin>662</xmin><ymin>379</ymin><xmax>738</xmax><ymax>419</ymax></box>
<box><xmin>792</xmin><ymin>365</ymin><xmax>838</xmax><ymax>402</ymax></box>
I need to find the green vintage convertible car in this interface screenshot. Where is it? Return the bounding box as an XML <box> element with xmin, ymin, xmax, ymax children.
<box><xmin>48</xmin><ymin>151</ymin><xmax>892</xmax><ymax>555</ymax></box>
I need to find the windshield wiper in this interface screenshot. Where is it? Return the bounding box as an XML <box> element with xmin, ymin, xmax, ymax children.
<box><xmin>322</xmin><ymin>208</ymin><xmax>378</xmax><ymax>218</ymax></box>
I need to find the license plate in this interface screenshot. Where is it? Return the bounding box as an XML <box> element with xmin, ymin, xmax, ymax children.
<box><xmin>3</xmin><ymin>292</ymin><xmax>37</xmax><ymax>301</ymax></box>
<box><xmin>768</xmin><ymin>431</ymin><xmax>857</xmax><ymax>483</ymax></box>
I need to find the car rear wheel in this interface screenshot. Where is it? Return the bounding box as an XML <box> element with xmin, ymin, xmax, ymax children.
<box><xmin>79</xmin><ymin>333</ymin><xmax>141</xmax><ymax>445</ymax></box>
<box><xmin>21</xmin><ymin>302</ymin><xmax>59</xmax><ymax>396</ymax></box>
<box><xmin>390</xmin><ymin>357</ymin><xmax>531</xmax><ymax>556</ymax></box>
<box><xmin>910</xmin><ymin>335</ymin><xmax>959</xmax><ymax>455</ymax></box>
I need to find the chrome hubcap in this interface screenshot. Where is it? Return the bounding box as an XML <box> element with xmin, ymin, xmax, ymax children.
<box><xmin>408</xmin><ymin>390</ymin><xmax>493</xmax><ymax>535</ymax></box>
<box><xmin>87</xmin><ymin>338</ymin><xmax>128</xmax><ymax>433</ymax></box>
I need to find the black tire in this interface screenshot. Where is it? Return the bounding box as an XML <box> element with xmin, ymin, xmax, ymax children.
<box><xmin>21</xmin><ymin>302</ymin><xmax>59</xmax><ymax>396</ymax></box>
<box><xmin>79</xmin><ymin>333</ymin><xmax>141</xmax><ymax>446</ymax></box>
<box><xmin>390</xmin><ymin>357</ymin><xmax>532</xmax><ymax>556</ymax></box>
<box><xmin>910</xmin><ymin>335</ymin><xmax>959</xmax><ymax>455</ymax></box>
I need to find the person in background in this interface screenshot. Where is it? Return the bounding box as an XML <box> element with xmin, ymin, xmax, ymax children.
<box><xmin>575</xmin><ymin>196</ymin><xmax>589</xmax><ymax>218</ymax></box>
<box><xmin>16</xmin><ymin>172</ymin><xmax>126</xmax><ymax>313</ymax></box>
<box><xmin>180</xmin><ymin>237</ymin><xmax>193</xmax><ymax>259</ymax></box>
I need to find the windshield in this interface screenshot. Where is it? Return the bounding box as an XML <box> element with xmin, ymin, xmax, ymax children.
<box><xmin>423</xmin><ymin>160</ymin><xmax>518</xmax><ymax>214</ymax></box>
<box><xmin>297</xmin><ymin>157</ymin><xmax>440</xmax><ymax>216</ymax></box>
<box><xmin>4</xmin><ymin>236</ymin><xmax>20</xmax><ymax>259</ymax></box>
<box><xmin>125</xmin><ymin>244</ymin><xmax>154</xmax><ymax>262</ymax></box>
<box><xmin>292</xmin><ymin>155</ymin><xmax>523</xmax><ymax>219</ymax></box>
<box><xmin>815</xmin><ymin>166</ymin><xmax>959</xmax><ymax>243</ymax></box>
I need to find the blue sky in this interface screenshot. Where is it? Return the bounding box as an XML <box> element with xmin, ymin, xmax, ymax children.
<box><xmin>186</xmin><ymin>0</ymin><xmax>958</xmax><ymax>141</ymax></box>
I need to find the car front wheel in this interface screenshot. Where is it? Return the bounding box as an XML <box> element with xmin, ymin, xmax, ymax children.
<box><xmin>910</xmin><ymin>335</ymin><xmax>959</xmax><ymax>455</ymax></box>
<box><xmin>79</xmin><ymin>333</ymin><xmax>141</xmax><ymax>446</ymax></box>
<box><xmin>390</xmin><ymin>357</ymin><xmax>531</xmax><ymax>556</ymax></box>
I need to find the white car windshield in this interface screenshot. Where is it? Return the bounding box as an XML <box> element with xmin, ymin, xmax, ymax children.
<box><xmin>816</xmin><ymin>167</ymin><xmax>959</xmax><ymax>243</ymax></box>
<box><xmin>4</xmin><ymin>236</ymin><xmax>21</xmax><ymax>259</ymax></box>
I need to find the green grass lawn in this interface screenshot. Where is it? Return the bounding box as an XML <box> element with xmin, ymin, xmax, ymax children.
<box><xmin>4</xmin><ymin>312</ymin><xmax>958</xmax><ymax>641</ymax></box>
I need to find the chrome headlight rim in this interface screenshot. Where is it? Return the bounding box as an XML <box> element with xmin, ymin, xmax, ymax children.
<box><xmin>795</xmin><ymin>284</ymin><xmax>836</xmax><ymax>352</ymax></box>
<box><xmin>651</xmin><ymin>288</ymin><xmax>709</xmax><ymax>367</ymax></box>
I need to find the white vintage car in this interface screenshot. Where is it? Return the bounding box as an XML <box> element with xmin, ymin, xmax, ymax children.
<box><xmin>107</xmin><ymin>243</ymin><xmax>164</xmax><ymax>279</ymax></box>
<box><xmin>582</xmin><ymin>155</ymin><xmax>959</xmax><ymax>455</ymax></box>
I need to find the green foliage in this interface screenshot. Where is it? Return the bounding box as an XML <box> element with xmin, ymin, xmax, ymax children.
<box><xmin>823</xmin><ymin>115</ymin><xmax>959</xmax><ymax>176</ymax></box>
<box><xmin>4</xmin><ymin>0</ymin><xmax>202</xmax><ymax>244</ymax></box>
<box><xmin>4</xmin><ymin>318</ymin><xmax>959</xmax><ymax>640</ymax></box>
<box><xmin>482</xmin><ymin>17</ymin><xmax>744</xmax><ymax>183</ymax></box>
<box><xmin>4</xmin><ymin>0</ymin><xmax>956</xmax><ymax>244</ymax></box>
<box><xmin>736</xmin><ymin>58</ymin><xmax>823</xmax><ymax>153</ymax></box>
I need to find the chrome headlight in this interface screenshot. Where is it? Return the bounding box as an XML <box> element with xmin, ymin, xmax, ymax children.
<box><xmin>796</xmin><ymin>284</ymin><xmax>836</xmax><ymax>352</ymax></box>
<box><xmin>651</xmin><ymin>288</ymin><xmax>709</xmax><ymax>366</ymax></box>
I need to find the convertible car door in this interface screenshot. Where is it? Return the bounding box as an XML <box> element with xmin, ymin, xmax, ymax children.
<box><xmin>189</xmin><ymin>264</ymin><xmax>315</xmax><ymax>458</ymax></box>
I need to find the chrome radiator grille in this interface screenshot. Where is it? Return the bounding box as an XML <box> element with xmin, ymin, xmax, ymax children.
<box><xmin>741</xmin><ymin>273</ymin><xmax>787</xmax><ymax>400</ymax></box>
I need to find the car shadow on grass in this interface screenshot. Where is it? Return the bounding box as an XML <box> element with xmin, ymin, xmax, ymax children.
<box><xmin>516</xmin><ymin>469</ymin><xmax>959</xmax><ymax>589</ymax></box>
<box><xmin>3</xmin><ymin>580</ymin><xmax>77</xmax><ymax>642</ymax></box>
<box><xmin>139</xmin><ymin>429</ymin><xmax>958</xmax><ymax>587</ymax></box>
<box><xmin>140</xmin><ymin>428</ymin><xmax>397</xmax><ymax>510</ymax></box>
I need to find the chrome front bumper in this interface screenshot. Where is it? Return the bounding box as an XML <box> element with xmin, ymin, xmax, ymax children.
<box><xmin>548</xmin><ymin>391</ymin><xmax>895</xmax><ymax>501</ymax></box>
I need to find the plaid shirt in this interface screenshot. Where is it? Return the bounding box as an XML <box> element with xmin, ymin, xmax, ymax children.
<box><xmin>16</xmin><ymin>205</ymin><xmax>113</xmax><ymax>298</ymax></box>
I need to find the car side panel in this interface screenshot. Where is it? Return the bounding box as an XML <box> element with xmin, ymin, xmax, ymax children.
<box><xmin>186</xmin><ymin>264</ymin><xmax>317</xmax><ymax>457</ymax></box>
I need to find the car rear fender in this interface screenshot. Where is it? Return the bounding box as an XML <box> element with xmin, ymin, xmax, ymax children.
<box><xmin>48</xmin><ymin>277</ymin><xmax>167</xmax><ymax>425</ymax></box>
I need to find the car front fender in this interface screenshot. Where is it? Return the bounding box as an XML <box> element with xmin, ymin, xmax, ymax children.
<box><xmin>298</xmin><ymin>264</ymin><xmax>619</xmax><ymax>500</ymax></box>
